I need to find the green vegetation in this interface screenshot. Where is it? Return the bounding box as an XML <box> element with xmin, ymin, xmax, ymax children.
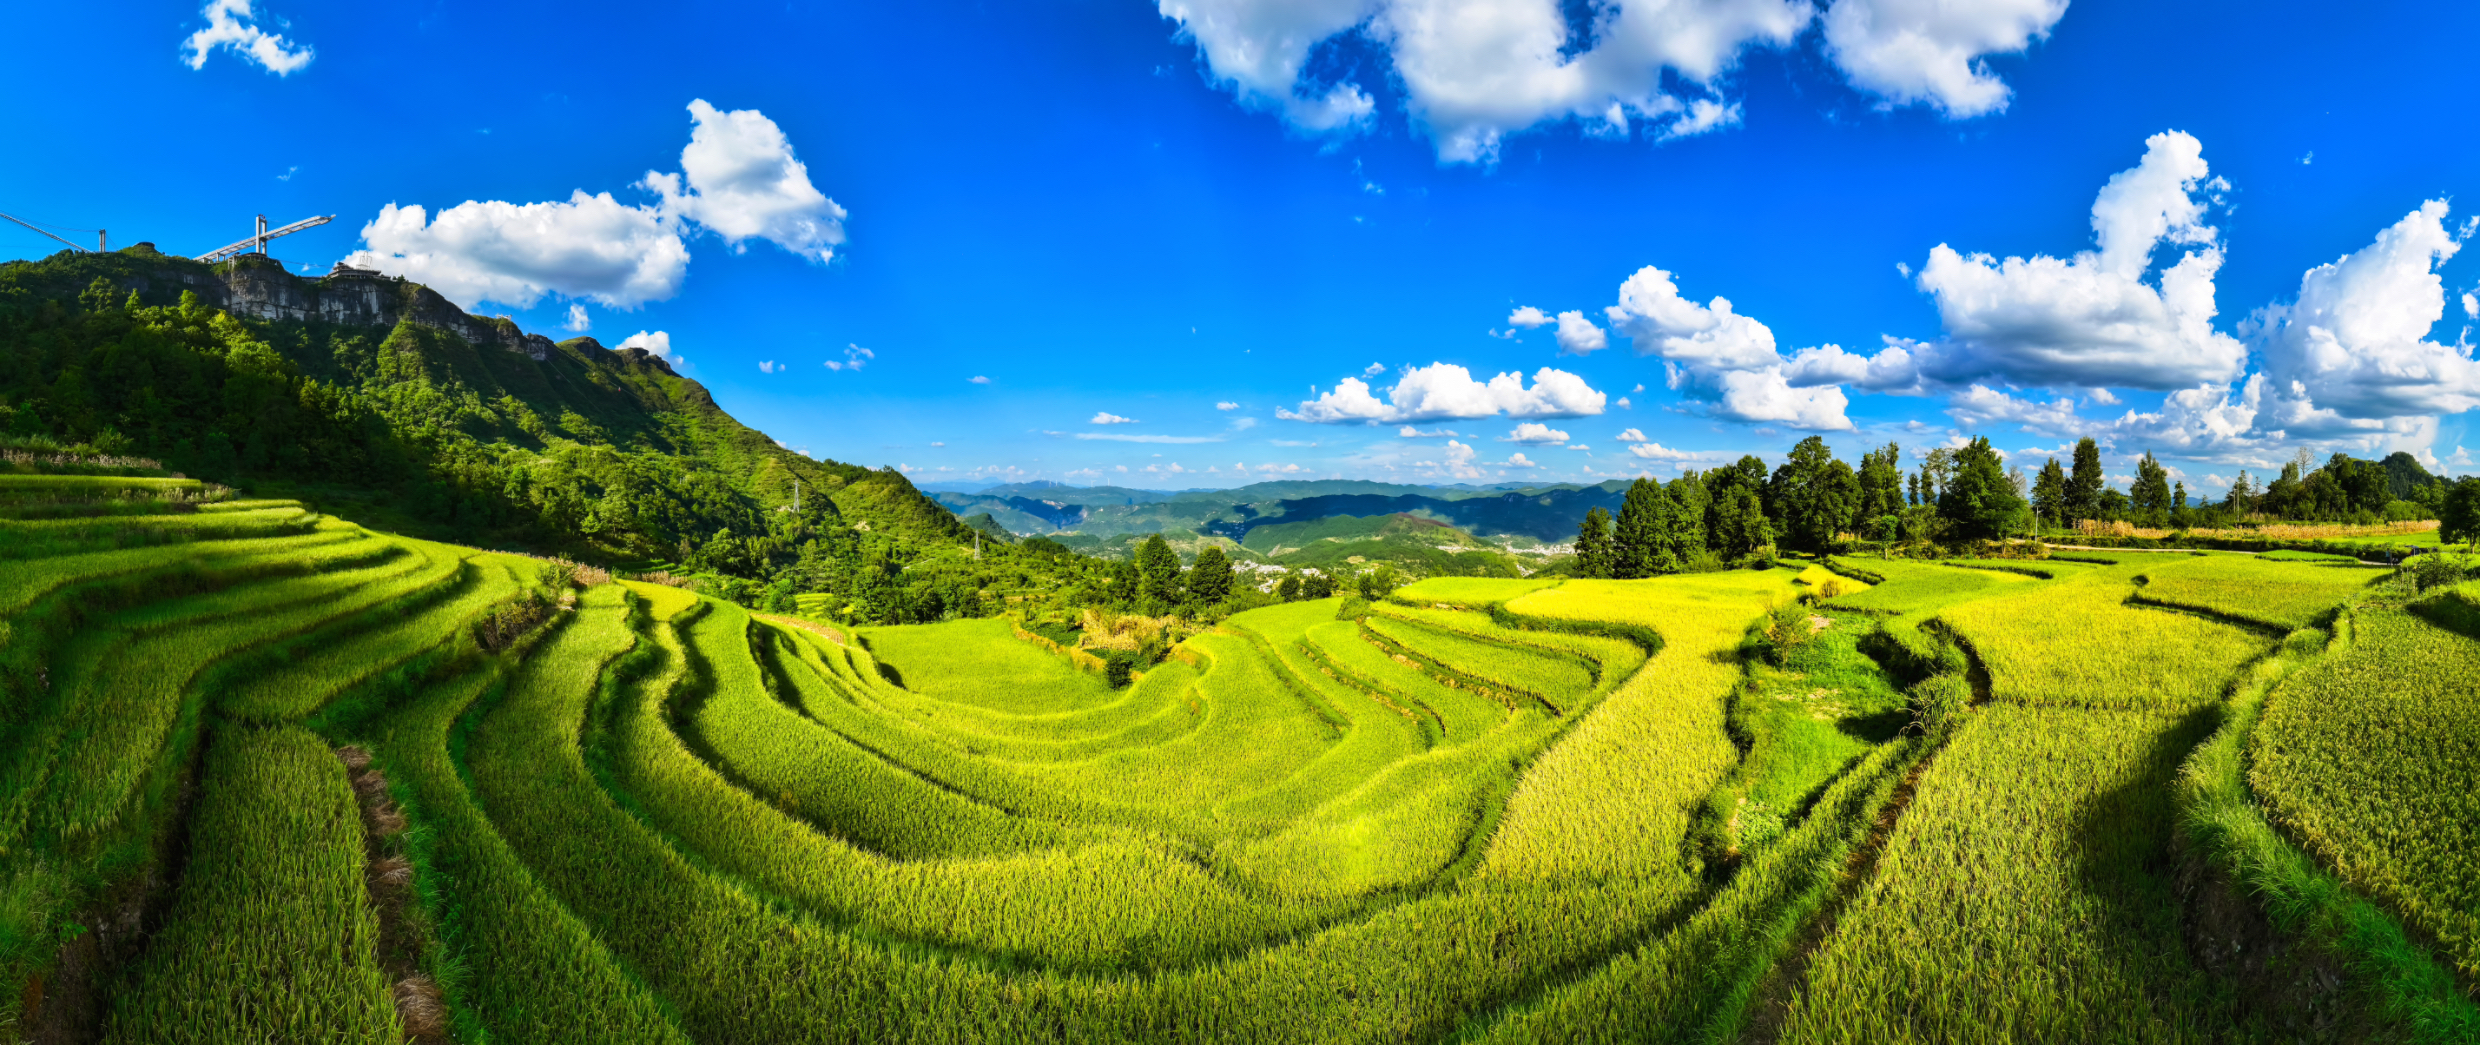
<box><xmin>2</xmin><ymin>468</ymin><xmax>2477</xmax><ymax>1042</ymax></box>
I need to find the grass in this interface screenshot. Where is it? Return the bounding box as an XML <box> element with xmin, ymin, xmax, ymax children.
<box><xmin>2131</xmin><ymin>554</ymin><xmax>2386</xmax><ymax>631</ymax></box>
<box><xmin>1936</xmin><ymin>559</ymin><xmax>2269</xmax><ymax>711</ymax></box>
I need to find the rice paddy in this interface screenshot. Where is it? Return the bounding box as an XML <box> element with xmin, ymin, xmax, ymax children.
<box><xmin>1</xmin><ymin>474</ymin><xmax>2474</xmax><ymax>1041</ymax></box>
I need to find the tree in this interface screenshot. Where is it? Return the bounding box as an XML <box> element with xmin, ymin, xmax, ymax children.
<box><xmin>1938</xmin><ymin>437</ymin><xmax>2029</xmax><ymax>542</ymax></box>
<box><xmin>1662</xmin><ymin>475</ymin><xmax>1711</xmax><ymax>567</ymax></box>
<box><xmin>1573</xmin><ymin>506</ymin><xmax>1616</xmax><ymax>578</ymax></box>
<box><xmin>1356</xmin><ymin>564</ymin><xmax>1402</xmax><ymax>601</ymax></box>
<box><xmin>1612</xmin><ymin>478</ymin><xmax>1673</xmax><ymax>578</ymax></box>
<box><xmin>1858</xmin><ymin>443</ymin><xmax>1905</xmax><ymax>520</ymax></box>
<box><xmin>1134</xmin><ymin>534</ymin><xmax>1181</xmax><ymax>610</ymax></box>
<box><xmin>2173</xmin><ymin>481</ymin><xmax>2188</xmax><ymax>512</ymax></box>
<box><xmin>2067</xmin><ymin>438</ymin><xmax>2106</xmax><ymax>521</ymax></box>
<box><xmin>1301</xmin><ymin>570</ymin><xmax>1336</xmax><ymax>599</ymax></box>
<box><xmin>1704</xmin><ymin>475</ymin><xmax>1772</xmax><ymax>561</ymax></box>
<box><xmin>1769</xmin><ymin>437</ymin><xmax>1858</xmax><ymax>554</ymax></box>
<box><xmin>2130</xmin><ymin>452</ymin><xmax>2172</xmax><ymax>524</ymax></box>
<box><xmin>1186</xmin><ymin>544</ymin><xmax>1233</xmax><ymax>606</ymax></box>
<box><xmin>1276</xmin><ymin>573</ymin><xmax>1302</xmax><ymax>601</ymax></box>
<box><xmin>2443</xmin><ymin>477</ymin><xmax>2480</xmax><ymax>552</ymax></box>
<box><xmin>2031</xmin><ymin>458</ymin><xmax>2068</xmax><ymax>526</ymax></box>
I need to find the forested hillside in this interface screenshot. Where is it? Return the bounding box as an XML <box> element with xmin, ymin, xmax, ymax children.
<box><xmin>0</xmin><ymin>244</ymin><xmax>969</xmax><ymax>581</ymax></box>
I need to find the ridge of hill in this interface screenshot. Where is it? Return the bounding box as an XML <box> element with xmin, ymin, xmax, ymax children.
<box><xmin>935</xmin><ymin>479</ymin><xmax>1629</xmax><ymax>544</ymax></box>
<box><xmin>0</xmin><ymin>244</ymin><xmax>964</xmax><ymax>562</ymax></box>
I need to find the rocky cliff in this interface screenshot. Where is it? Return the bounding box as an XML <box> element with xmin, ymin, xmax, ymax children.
<box><xmin>85</xmin><ymin>248</ymin><xmax>558</xmax><ymax>360</ymax></box>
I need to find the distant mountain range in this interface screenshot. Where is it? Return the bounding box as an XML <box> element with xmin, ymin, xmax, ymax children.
<box><xmin>931</xmin><ymin>478</ymin><xmax>1634</xmax><ymax>549</ymax></box>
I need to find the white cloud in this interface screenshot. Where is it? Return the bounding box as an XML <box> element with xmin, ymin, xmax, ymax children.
<box><xmin>1606</xmin><ymin>265</ymin><xmax>1781</xmax><ymax>371</ymax></box>
<box><xmin>1658</xmin><ymin>98</ymin><xmax>1741</xmax><ymax>140</ymax></box>
<box><xmin>2249</xmin><ymin>200</ymin><xmax>2480</xmax><ymax>425</ymax></box>
<box><xmin>345</xmin><ymin>195</ymin><xmax>690</xmax><ymax>310</ymax></box>
<box><xmin>1615</xmin><ymin>396</ymin><xmax>1632</xmax><ymax>409</ymax></box>
<box><xmin>1231</xmin><ymin>416</ymin><xmax>1259</xmax><ymax>430</ymax></box>
<box><xmin>1506</xmin><ymin>422</ymin><xmax>1570</xmax><ymax>443</ymax></box>
<box><xmin>1603</xmin><ymin>263</ymin><xmax>1856</xmax><ymax>429</ymax></box>
<box><xmin>969</xmin><ymin>375</ymin><xmax>992</xmax><ymax>384</ymax></box>
<box><xmin>1216</xmin><ymin>401</ymin><xmax>1240</xmax><ymax>410</ymax></box>
<box><xmin>1399</xmin><ymin>425</ymin><xmax>1458</xmax><ymax>437</ymax></box>
<box><xmin>1615</xmin><ymin>428</ymin><xmax>1646</xmax><ymax>442</ymax></box>
<box><xmin>1280</xmin><ymin>362</ymin><xmax>1606</xmax><ymax>423</ymax></box>
<box><xmin>1091</xmin><ymin>412</ymin><xmax>1140</xmax><ymax>424</ymax></box>
<box><xmin>563</xmin><ymin>303</ymin><xmax>591</xmax><ymax>332</ymax></box>
<box><xmin>1162</xmin><ymin>0</ymin><xmax>1808</xmax><ymax>164</ymax></box>
<box><xmin>1155</xmin><ymin>0</ymin><xmax>1378</xmax><ymax>134</ymax></box>
<box><xmin>1782</xmin><ymin>341</ymin><xmax>1924</xmax><ymax>392</ymax></box>
<box><xmin>758</xmin><ymin>360</ymin><xmax>781</xmax><ymax>374</ymax></box>
<box><xmin>617</xmin><ymin>330</ymin><xmax>679</xmax><ymax>365</ymax></box>
<box><xmin>1432</xmin><ymin>439</ymin><xmax>1483</xmax><ymax>479</ymax></box>
<box><xmin>1908</xmin><ymin>131</ymin><xmax>2247</xmax><ymax>391</ymax></box>
<box><xmin>1945</xmin><ymin>384</ymin><xmax>2083</xmax><ymax>435</ymax></box>
<box><xmin>1503</xmin><ymin>452</ymin><xmax>1540</xmax><ymax>468</ymax></box>
<box><xmin>824</xmin><ymin>344</ymin><xmax>874</xmax><ymax>371</ymax></box>
<box><xmin>1508</xmin><ymin>305</ymin><xmax>1554</xmax><ymax>328</ymax></box>
<box><xmin>1627</xmin><ymin>441</ymin><xmax>1693</xmax><ymax>460</ymax></box>
<box><xmin>1077</xmin><ymin>433</ymin><xmax>1224</xmax><ymax>443</ymax></box>
<box><xmin>346</xmin><ymin>100</ymin><xmax>841</xmax><ymax>312</ymax></box>
<box><xmin>640</xmin><ymin>100</ymin><xmax>846</xmax><ymax>263</ymax></box>
<box><xmin>1363</xmin><ymin>362</ymin><xmax>1388</xmax><ymax>376</ymax></box>
<box><xmin>931</xmin><ymin>441</ymin><xmax>946</xmax><ymax>447</ymax></box>
<box><xmin>1553</xmin><ymin>310</ymin><xmax>1608</xmax><ymax>355</ymax></box>
<box><xmin>1822</xmin><ymin>0</ymin><xmax>2068</xmax><ymax>118</ymax></box>
<box><xmin>182</xmin><ymin>0</ymin><xmax>314</xmax><ymax>75</ymax></box>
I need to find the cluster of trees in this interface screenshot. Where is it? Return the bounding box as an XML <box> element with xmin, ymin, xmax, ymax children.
<box><xmin>1571</xmin><ymin>436</ymin><xmax>2025</xmax><ymax>577</ymax></box>
<box><xmin>2026</xmin><ymin>439</ymin><xmax>2439</xmax><ymax>530</ymax></box>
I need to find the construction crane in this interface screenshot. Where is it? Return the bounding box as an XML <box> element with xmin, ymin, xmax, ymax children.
<box><xmin>197</xmin><ymin>213</ymin><xmax>333</xmax><ymax>263</ymax></box>
<box><xmin>2</xmin><ymin>211</ymin><xmax>99</xmax><ymax>253</ymax></box>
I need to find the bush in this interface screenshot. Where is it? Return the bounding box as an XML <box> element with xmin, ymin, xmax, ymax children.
<box><xmin>1906</xmin><ymin>673</ymin><xmax>1973</xmax><ymax>740</ymax></box>
<box><xmin>2411</xmin><ymin>552</ymin><xmax>2466</xmax><ymax>593</ymax></box>
<box><xmin>1753</xmin><ymin>600</ymin><xmax>1817</xmax><ymax>667</ymax></box>
<box><xmin>1103</xmin><ymin>654</ymin><xmax>1134</xmax><ymax>688</ymax></box>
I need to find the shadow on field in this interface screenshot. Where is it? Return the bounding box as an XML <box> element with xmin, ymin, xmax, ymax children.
<box><xmin>2066</xmin><ymin>705</ymin><xmax>2238</xmax><ymax>1027</ymax></box>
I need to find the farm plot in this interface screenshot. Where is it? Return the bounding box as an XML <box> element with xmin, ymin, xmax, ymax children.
<box><xmin>2252</xmin><ymin>604</ymin><xmax>2480</xmax><ymax>978</ymax></box>
<box><xmin>2131</xmin><ymin>553</ymin><xmax>2385</xmax><ymax>631</ymax></box>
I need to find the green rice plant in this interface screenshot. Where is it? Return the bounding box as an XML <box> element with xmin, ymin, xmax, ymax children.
<box><xmin>860</xmin><ymin>617</ymin><xmax>1121</xmax><ymax>717</ymax></box>
<box><xmin>1363</xmin><ymin>615</ymin><xmax>1594</xmax><ymax>711</ymax></box>
<box><xmin>2258</xmin><ymin>548</ymin><xmax>2363</xmax><ymax>562</ymax></box>
<box><xmin>1774</xmin><ymin>705</ymin><xmax>2244</xmax><ymax>1043</ymax></box>
<box><xmin>219</xmin><ymin>551</ymin><xmax>529</xmax><ymax>723</ymax></box>
<box><xmin>1387</xmin><ymin>576</ymin><xmax>1562</xmax><ymax>609</ymax></box>
<box><xmin>2131</xmin><ymin>553</ymin><xmax>2385</xmax><ymax>631</ymax></box>
<box><xmin>1298</xmin><ymin>618</ymin><xmax>1510</xmax><ymax>745</ymax></box>
<box><xmin>1480</xmin><ymin>571</ymin><xmax>1795</xmax><ymax>885</ymax></box>
<box><xmin>1936</xmin><ymin>560</ymin><xmax>2270</xmax><ymax>711</ymax></box>
<box><xmin>1723</xmin><ymin>609</ymin><xmax>1911</xmax><ymax>853</ymax></box>
<box><xmin>1367</xmin><ymin>602</ymin><xmax>1645</xmax><ymax>692</ymax></box>
<box><xmin>1817</xmin><ymin>556</ymin><xmax>2034</xmax><ymax>617</ymax></box>
<box><xmin>99</xmin><ymin>725</ymin><xmax>401</xmax><ymax>1044</ymax></box>
<box><xmin>2179</xmin><ymin>621</ymin><xmax>2480</xmax><ymax>1042</ymax></box>
<box><xmin>0</xmin><ymin>504</ymin><xmax>317</xmax><ymax>559</ymax></box>
<box><xmin>2252</xmin><ymin>603</ymin><xmax>2480</xmax><ymax>979</ymax></box>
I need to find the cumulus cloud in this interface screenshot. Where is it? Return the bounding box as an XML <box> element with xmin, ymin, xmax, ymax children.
<box><xmin>969</xmin><ymin>375</ymin><xmax>992</xmax><ymax>384</ymax></box>
<box><xmin>1615</xmin><ymin>428</ymin><xmax>1646</xmax><ymax>442</ymax></box>
<box><xmin>1216</xmin><ymin>401</ymin><xmax>1240</xmax><ymax>410</ymax></box>
<box><xmin>346</xmin><ymin>100</ymin><xmax>840</xmax><ymax>312</ymax></box>
<box><xmin>1508</xmin><ymin>305</ymin><xmax>1554</xmax><ymax>328</ymax></box>
<box><xmin>617</xmin><ymin>330</ymin><xmax>679</xmax><ymax>365</ymax></box>
<box><xmin>1077</xmin><ymin>433</ymin><xmax>1224</xmax><ymax>443</ymax></box>
<box><xmin>1363</xmin><ymin>362</ymin><xmax>1388</xmax><ymax>376</ymax></box>
<box><xmin>2248</xmin><ymin>200</ymin><xmax>2480</xmax><ymax>426</ymax></box>
<box><xmin>1909</xmin><ymin>131</ymin><xmax>2246</xmax><ymax>391</ymax></box>
<box><xmin>1627</xmin><ymin>441</ymin><xmax>1693</xmax><ymax>460</ymax></box>
<box><xmin>1399</xmin><ymin>425</ymin><xmax>1458</xmax><ymax>437</ymax></box>
<box><xmin>1431</xmin><ymin>439</ymin><xmax>1483</xmax><ymax>479</ymax></box>
<box><xmin>1603</xmin><ymin>264</ymin><xmax>1855</xmax><ymax>429</ymax></box>
<box><xmin>640</xmin><ymin>100</ymin><xmax>847</xmax><ymax>262</ymax></box>
<box><xmin>823</xmin><ymin>344</ymin><xmax>874</xmax><ymax>371</ymax></box>
<box><xmin>1944</xmin><ymin>384</ymin><xmax>2084</xmax><ymax>435</ymax></box>
<box><xmin>1091</xmin><ymin>411</ymin><xmax>1139</xmax><ymax>424</ymax></box>
<box><xmin>345</xmin><ymin>195</ymin><xmax>690</xmax><ymax>310</ymax></box>
<box><xmin>1503</xmin><ymin>452</ymin><xmax>1539</xmax><ymax>468</ymax></box>
<box><xmin>1164</xmin><ymin>0</ymin><xmax>2064</xmax><ymax>163</ymax></box>
<box><xmin>563</xmin><ymin>303</ymin><xmax>591</xmax><ymax>332</ymax></box>
<box><xmin>1506</xmin><ymin>422</ymin><xmax>1570</xmax><ymax>443</ymax></box>
<box><xmin>1822</xmin><ymin>0</ymin><xmax>2069</xmax><ymax>117</ymax></box>
<box><xmin>182</xmin><ymin>0</ymin><xmax>314</xmax><ymax>75</ymax></box>
<box><xmin>1553</xmin><ymin>310</ymin><xmax>1608</xmax><ymax>355</ymax></box>
<box><xmin>1280</xmin><ymin>362</ymin><xmax>1606</xmax><ymax>423</ymax></box>
<box><xmin>758</xmin><ymin>360</ymin><xmax>781</xmax><ymax>374</ymax></box>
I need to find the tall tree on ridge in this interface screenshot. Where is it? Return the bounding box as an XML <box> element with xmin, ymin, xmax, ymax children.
<box><xmin>2032</xmin><ymin>458</ymin><xmax>2068</xmax><ymax>526</ymax></box>
<box><xmin>1134</xmin><ymin>533</ymin><xmax>1181</xmax><ymax>610</ymax></box>
<box><xmin>1612</xmin><ymin>477</ymin><xmax>1672</xmax><ymax>578</ymax></box>
<box><xmin>1186</xmin><ymin>544</ymin><xmax>1233</xmax><ymax>606</ymax></box>
<box><xmin>1939</xmin><ymin>437</ymin><xmax>2030</xmax><ymax>541</ymax></box>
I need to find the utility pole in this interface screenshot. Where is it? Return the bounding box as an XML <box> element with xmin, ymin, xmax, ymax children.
<box><xmin>792</xmin><ymin>480</ymin><xmax>801</xmax><ymax>515</ymax></box>
<box><xmin>98</xmin><ymin>229</ymin><xmax>105</xmax><ymax>252</ymax></box>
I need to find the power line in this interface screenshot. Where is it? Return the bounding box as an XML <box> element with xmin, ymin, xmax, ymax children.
<box><xmin>0</xmin><ymin>212</ymin><xmax>89</xmax><ymax>253</ymax></box>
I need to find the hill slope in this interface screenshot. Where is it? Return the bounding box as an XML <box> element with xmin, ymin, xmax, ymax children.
<box><xmin>0</xmin><ymin>245</ymin><xmax>962</xmax><ymax>562</ymax></box>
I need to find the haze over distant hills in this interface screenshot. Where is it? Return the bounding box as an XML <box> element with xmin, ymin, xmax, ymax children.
<box><xmin>931</xmin><ymin>478</ymin><xmax>1633</xmax><ymax>545</ymax></box>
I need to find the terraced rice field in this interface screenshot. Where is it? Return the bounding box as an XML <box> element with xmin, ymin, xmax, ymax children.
<box><xmin>1</xmin><ymin>474</ymin><xmax>2476</xmax><ymax>1041</ymax></box>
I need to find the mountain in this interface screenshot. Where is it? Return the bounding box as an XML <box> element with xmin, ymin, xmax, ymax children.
<box><xmin>0</xmin><ymin>245</ymin><xmax>963</xmax><ymax>562</ymax></box>
<box><xmin>932</xmin><ymin>478</ymin><xmax>1628</xmax><ymax>546</ymax></box>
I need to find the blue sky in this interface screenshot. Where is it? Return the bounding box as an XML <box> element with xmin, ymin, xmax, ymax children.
<box><xmin>5</xmin><ymin>0</ymin><xmax>2477</xmax><ymax>491</ymax></box>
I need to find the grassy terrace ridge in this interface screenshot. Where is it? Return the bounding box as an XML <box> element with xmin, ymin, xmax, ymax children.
<box><xmin>3</xmin><ymin>472</ymin><xmax>2480</xmax><ymax>1040</ymax></box>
